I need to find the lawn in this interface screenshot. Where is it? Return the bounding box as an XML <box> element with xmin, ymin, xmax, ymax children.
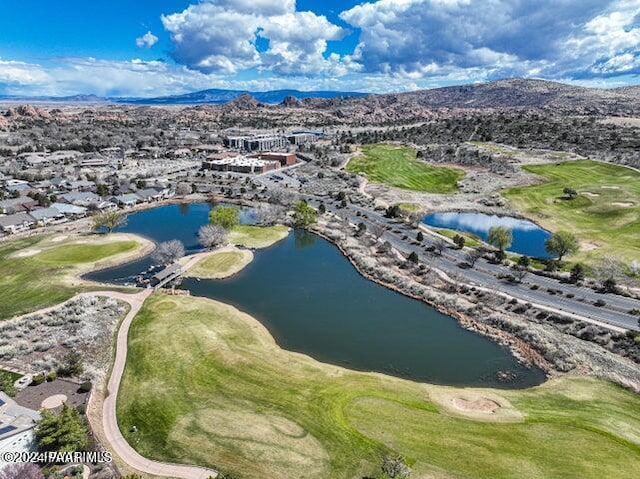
<box><xmin>503</xmin><ymin>160</ymin><xmax>640</xmax><ymax>265</ymax></box>
<box><xmin>117</xmin><ymin>294</ymin><xmax>640</xmax><ymax>479</ymax></box>
<box><xmin>434</xmin><ymin>227</ymin><xmax>483</xmax><ymax>248</ymax></box>
<box><xmin>185</xmin><ymin>249</ymin><xmax>252</xmax><ymax>279</ymax></box>
<box><xmin>0</xmin><ymin>234</ymin><xmax>146</xmax><ymax>320</ymax></box>
<box><xmin>0</xmin><ymin>369</ymin><xmax>21</xmax><ymax>396</ymax></box>
<box><xmin>346</xmin><ymin>144</ymin><xmax>464</xmax><ymax>193</ymax></box>
<box><xmin>228</xmin><ymin>225</ymin><xmax>290</xmax><ymax>249</ymax></box>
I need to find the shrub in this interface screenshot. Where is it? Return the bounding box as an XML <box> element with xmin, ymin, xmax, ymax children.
<box><xmin>79</xmin><ymin>381</ymin><xmax>92</xmax><ymax>393</ymax></box>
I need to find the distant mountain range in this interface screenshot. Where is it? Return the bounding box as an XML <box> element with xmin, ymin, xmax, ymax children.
<box><xmin>0</xmin><ymin>88</ymin><xmax>367</xmax><ymax>105</ymax></box>
<box><xmin>1</xmin><ymin>79</ymin><xmax>638</xmax><ymax>117</ymax></box>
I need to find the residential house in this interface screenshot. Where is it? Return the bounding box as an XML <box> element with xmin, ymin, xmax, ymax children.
<box><xmin>111</xmin><ymin>193</ymin><xmax>141</xmax><ymax>207</ymax></box>
<box><xmin>135</xmin><ymin>188</ymin><xmax>164</xmax><ymax>202</ymax></box>
<box><xmin>6</xmin><ymin>183</ymin><xmax>34</xmax><ymax>197</ymax></box>
<box><xmin>29</xmin><ymin>206</ymin><xmax>65</xmax><ymax>225</ymax></box>
<box><xmin>59</xmin><ymin>191</ymin><xmax>101</xmax><ymax>207</ymax></box>
<box><xmin>50</xmin><ymin>202</ymin><xmax>87</xmax><ymax>218</ymax></box>
<box><xmin>0</xmin><ymin>198</ymin><xmax>38</xmax><ymax>214</ymax></box>
<box><xmin>0</xmin><ymin>391</ymin><xmax>41</xmax><ymax>470</ymax></box>
<box><xmin>0</xmin><ymin>213</ymin><xmax>36</xmax><ymax>234</ymax></box>
<box><xmin>66</xmin><ymin>180</ymin><xmax>96</xmax><ymax>192</ymax></box>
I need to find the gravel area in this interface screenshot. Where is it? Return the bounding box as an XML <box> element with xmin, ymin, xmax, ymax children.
<box><xmin>0</xmin><ymin>295</ymin><xmax>128</xmax><ymax>381</ymax></box>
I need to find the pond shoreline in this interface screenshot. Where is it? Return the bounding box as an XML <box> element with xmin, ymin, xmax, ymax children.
<box><xmin>310</xmin><ymin>220</ymin><xmax>552</xmax><ymax>377</ymax></box>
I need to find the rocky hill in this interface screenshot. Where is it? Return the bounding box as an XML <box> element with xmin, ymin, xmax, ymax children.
<box><xmin>303</xmin><ymin>79</ymin><xmax>640</xmax><ymax>122</ymax></box>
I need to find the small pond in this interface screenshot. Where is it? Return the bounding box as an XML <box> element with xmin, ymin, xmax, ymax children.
<box><xmin>423</xmin><ymin>211</ymin><xmax>553</xmax><ymax>258</ymax></box>
<box><xmin>88</xmin><ymin>203</ymin><xmax>546</xmax><ymax>388</ymax></box>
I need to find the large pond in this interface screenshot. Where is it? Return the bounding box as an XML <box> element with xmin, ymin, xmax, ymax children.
<box><xmin>88</xmin><ymin>203</ymin><xmax>545</xmax><ymax>388</ymax></box>
<box><xmin>423</xmin><ymin>211</ymin><xmax>552</xmax><ymax>258</ymax></box>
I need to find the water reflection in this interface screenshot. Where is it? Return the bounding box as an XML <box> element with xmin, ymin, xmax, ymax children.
<box><xmin>423</xmin><ymin>211</ymin><xmax>553</xmax><ymax>258</ymax></box>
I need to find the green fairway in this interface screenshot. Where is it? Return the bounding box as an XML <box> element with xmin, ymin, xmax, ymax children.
<box><xmin>228</xmin><ymin>224</ymin><xmax>290</xmax><ymax>249</ymax></box>
<box><xmin>0</xmin><ymin>234</ymin><xmax>146</xmax><ymax>320</ymax></box>
<box><xmin>117</xmin><ymin>294</ymin><xmax>640</xmax><ymax>479</ymax></box>
<box><xmin>185</xmin><ymin>249</ymin><xmax>252</xmax><ymax>279</ymax></box>
<box><xmin>346</xmin><ymin>144</ymin><xmax>464</xmax><ymax>193</ymax></box>
<box><xmin>504</xmin><ymin>160</ymin><xmax>640</xmax><ymax>264</ymax></box>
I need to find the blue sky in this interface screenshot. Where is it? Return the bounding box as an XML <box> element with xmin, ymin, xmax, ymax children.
<box><xmin>1</xmin><ymin>0</ymin><xmax>639</xmax><ymax>97</ymax></box>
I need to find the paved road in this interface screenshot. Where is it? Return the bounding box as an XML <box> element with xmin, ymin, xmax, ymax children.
<box><xmin>89</xmin><ymin>289</ymin><xmax>218</xmax><ymax>479</ymax></box>
<box><xmin>305</xmin><ymin>196</ymin><xmax>640</xmax><ymax>332</ymax></box>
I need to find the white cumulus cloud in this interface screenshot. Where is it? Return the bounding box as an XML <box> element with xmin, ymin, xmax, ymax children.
<box><xmin>161</xmin><ymin>0</ymin><xmax>347</xmax><ymax>76</ymax></box>
<box><xmin>135</xmin><ymin>31</ymin><xmax>159</xmax><ymax>48</ymax></box>
<box><xmin>340</xmin><ymin>0</ymin><xmax>640</xmax><ymax>80</ymax></box>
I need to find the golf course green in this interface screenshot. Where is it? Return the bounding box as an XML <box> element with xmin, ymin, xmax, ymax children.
<box><xmin>504</xmin><ymin>160</ymin><xmax>640</xmax><ymax>264</ymax></box>
<box><xmin>346</xmin><ymin>144</ymin><xmax>464</xmax><ymax>193</ymax></box>
<box><xmin>117</xmin><ymin>294</ymin><xmax>640</xmax><ymax>479</ymax></box>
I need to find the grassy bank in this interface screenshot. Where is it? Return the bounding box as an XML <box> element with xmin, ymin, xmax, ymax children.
<box><xmin>504</xmin><ymin>160</ymin><xmax>640</xmax><ymax>264</ymax></box>
<box><xmin>117</xmin><ymin>294</ymin><xmax>640</xmax><ymax>479</ymax></box>
<box><xmin>346</xmin><ymin>144</ymin><xmax>464</xmax><ymax>193</ymax></box>
<box><xmin>0</xmin><ymin>234</ymin><xmax>148</xmax><ymax>320</ymax></box>
<box><xmin>185</xmin><ymin>248</ymin><xmax>253</xmax><ymax>279</ymax></box>
<box><xmin>228</xmin><ymin>224</ymin><xmax>290</xmax><ymax>249</ymax></box>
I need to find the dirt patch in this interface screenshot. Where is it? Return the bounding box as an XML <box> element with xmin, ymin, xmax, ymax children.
<box><xmin>581</xmin><ymin>241</ymin><xmax>600</xmax><ymax>252</ymax></box>
<box><xmin>612</xmin><ymin>202</ymin><xmax>634</xmax><ymax>207</ymax></box>
<box><xmin>428</xmin><ymin>389</ymin><xmax>523</xmax><ymax>422</ymax></box>
<box><xmin>50</xmin><ymin>235</ymin><xmax>68</xmax><ymax>243</ymax></box>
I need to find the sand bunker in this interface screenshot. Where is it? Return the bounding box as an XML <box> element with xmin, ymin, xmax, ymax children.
<box><xmin>582</xmin><ymin>192</ymin><xmax>600</xmax><ymax>197</ymax></box>
<box><xmin>601</xmin><ymin>186</ymin><xmax>621</xmax><ymax>190</ymax></box>
<box><xmin>452</xmin><ymin>397</ymin><xmax>501</xmax><ymax>413</ymax></box>
<box><xmin>12</xmin><ymin>248</ymin><xmax>42</xmax><ymax>258</ymax></box>
<box><xmin>50</xmin><ymin>235</ymin><xmax>68</xmax><ymax>243</ymax></box>
<box><xmin>429</xmin><ymin>390</ymin><xmax>523</xmax><ymax>422</ymax></box>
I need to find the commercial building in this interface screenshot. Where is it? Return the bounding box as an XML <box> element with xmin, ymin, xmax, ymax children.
<box><xmin>224</xmin><ymin>134</ymin><xmax>288</xmax><ymax>152</ymax></box>
<box><xmin>252</xmin><ymin>152</ymin><xmax>297</xmax><ymax>167</ymax></box>
<box><xmin>287</xmin><ymin>131</ymin><xmax>321</xmax><ymax>145</ymax></box>
<box><xmin>203</xmin><ymin>156</ymin><xmax>280</xmax><ymax>174</ymax></box>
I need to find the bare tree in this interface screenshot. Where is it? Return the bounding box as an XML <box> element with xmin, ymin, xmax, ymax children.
<box><xmin>266</xmin><ymin>187</ymin><xmax>298</xmax><ymax>206</ymax></box>
<box><xmin>198</xmin><ymin>224</ymin><xmax>227</xmax><ymax>249</ymax></box>
<box><xmin>511</xmin><ymin>264</ymin><xmax>528</xmax><ymax>283</ymax></box>
<box><xmin>465</xmin><ymin>248</ymin><xmax>484</xmax><ymax>268</ymax></box>
<box><xmin>407</xmin><ymin>211</ymin><xmax>423</xmax><ymax>227</ymax></box>
<box><xmin>254</xmin><ymin>203</ymin><xmax>284</xmax><ymax>226</ymax></box>
<box><xmin>369</xmin><ymin>223</ymin><xmax>386</xmax><ymax>241</ymax></box>
<box><xmin>175</xmin><ymin>182</ymin><xmax>192</xmax><ymax>196</ymax></box>
<box><xmin>152</xmin><ymin>240</ymin><xmax>185</xmax><ymax>265</ymax></box>
<box><xmin>594</xmin><ymin>255</ymin><xmax>625</xmax><ymax>291</ymax></box>
<box><xmin>433</xmin><ymin>238</ymin><xmax>447</xmax><ymax>256</ymax></box>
